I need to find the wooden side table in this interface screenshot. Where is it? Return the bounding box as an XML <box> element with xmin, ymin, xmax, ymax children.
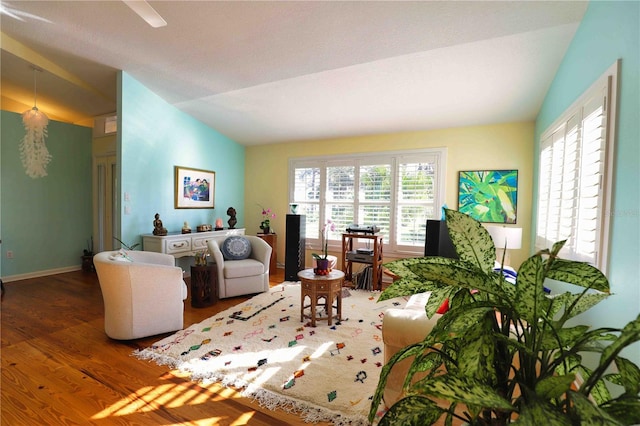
<box><xmin>298</xmin><ymin>268</ymin><xmax>345</xmax><ymax>327</ymax></box>
<box><xmin>190</xmin><ymin>263</ymin><xmax>218</xmax><ymax>308</ymax></box>
<box><xmin>257</xmin><ymin>233</ymin><xmax>277</xmax><ymax>277</ymax></box>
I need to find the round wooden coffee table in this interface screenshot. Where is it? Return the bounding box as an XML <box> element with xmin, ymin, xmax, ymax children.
<box><xmin>298</xmin><ymin>268</ymin><xmax>345</xmax><ymax>327</ymax></box>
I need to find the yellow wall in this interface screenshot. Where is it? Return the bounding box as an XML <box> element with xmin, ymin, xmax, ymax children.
<box><xmin>245</xmin><ymin>121</ymin><xmax>534</xmax><ymax>270</ymax></box>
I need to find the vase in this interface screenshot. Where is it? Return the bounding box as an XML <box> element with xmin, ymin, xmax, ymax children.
<box><xmin>262</xmin><ymin>226</ymin><xmax>270</xmax><ymax>234</ymax></box>
<box><xmin>315</xmin><ymin>258</ymin><xmax>330</xmax><ymax>275</ymax></box>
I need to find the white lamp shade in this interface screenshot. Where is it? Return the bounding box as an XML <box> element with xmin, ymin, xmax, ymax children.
<box><xmin>486</xmin><ymin>226</ymin><xmax>522</xmax><ymax>250</ymax></box>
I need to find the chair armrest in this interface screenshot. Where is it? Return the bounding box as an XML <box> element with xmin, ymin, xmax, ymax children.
<box><xmin>207</xmin><ymin>239</ymin><xmax>226</xmax><ymax>284</ymax></box>
<box><xmin>383</xmin><ymin>308</ymin><xmax>441</xmax><ymax>352</ymax></box>
<box><xmin>246</xmin><ymin>236</ymin><xmax>272</xmax><ymax>272</ymax></box>
<box><xmin>128</xmin><ymin>250</ymin><xmax>176</xmax><ymax>267</ymax></box>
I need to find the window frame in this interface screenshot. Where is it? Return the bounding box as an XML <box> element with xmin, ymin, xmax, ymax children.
<box><xmin>535</xmin><ymin>60</ymin><xmax>618</xmax><ymax>274</ymax></box>
<box><xmin>289</xmin><ymin>148</ymin><xmax>447</xmax><ymax>256</ymax></box>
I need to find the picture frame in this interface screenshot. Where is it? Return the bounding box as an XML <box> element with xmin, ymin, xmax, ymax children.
<box><xmin>175</xmin><ymin>166</ymin><xmax>215</xmax><ymax>209</ymax></box>
<box><xmin>458</xmin><ymin>170</ymin><xmax>518</xmax><ymax>223</ymax></box>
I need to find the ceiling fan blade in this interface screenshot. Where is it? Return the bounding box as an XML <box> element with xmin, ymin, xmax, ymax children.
<box><xmin>123</xmin><ymin>0</ymin><xmax>167</xmax><ymax>28</ymax></box>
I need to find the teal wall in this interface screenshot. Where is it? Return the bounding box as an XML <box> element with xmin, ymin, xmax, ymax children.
<box><xmin>534</xmin><ymin>1</ymin><xmax>639</xmax><ymax>361</ymax></box>
<box><xmin>0</xmin><ymin>111</ymin><xmax>92</xmax><ymax>277</ymax></box>
<box><xmin>0</xmin><ymin>73</ymin><xmax>245</xmax><ymax>280</ymax></box>
<box><xmin>118</xmin><ymin>72</ymin><xmax>245</xmax><ymax>248</ymax></box>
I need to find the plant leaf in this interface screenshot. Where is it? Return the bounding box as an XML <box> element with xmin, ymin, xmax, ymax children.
<box><xmin>540</xmin><ymin>325</ymin><xmax>590</xmax><ymax>351</ymax></box>
<box><xmin>412</xmin><ymin>375</ymin><xmax>513</xmax><ymax>411</ymax></box>
<box><xmin>444</xmin><ymin>209</ymin><xmax>496</xmax><ymax>272</ymax></box>
<box><xmin>514</xmin><ymin>400</ymin><xmax>572</xmax><ymax>425</ymax></box>
<box><xmin>513</xmin><ymin>254</ymin><xmax>548</xmax><ymax>323</ymax></box>
<box><xmin>378</xmin><ymin>396</ymin><xmax>445</xmax><ymax>426</ymax></box>
<box><xmin>570</xmin><ymin>391</ymin><xmax>623</xmax><ymax>425</ymax></box>
<box><xmin>600</xmin><ymin>397</ymin><xmax>640</xmax><ymax>425</ymax></box>
<box><xmin>546</xmin><ymin>258</ymin><xmax>610</xmax><ymax>293</ymax></box>
<box><xmin>615</xmin><ymin>356</ymin><xmax>640</xmax><ymax>396</ymax></box>
<box><xmin>549</xmin><ymin>291</ymin><xmax>610</xmax><ymax>321</ymax></box>
<box><xmin>600</xmin><ymin>314</ymin><xmax>640</xmax><ymax>371</ymax></box>
<box><xmin>535</xmin><ymin>374</ymin><xmax>576</xmax><ymax>400</ymax></box>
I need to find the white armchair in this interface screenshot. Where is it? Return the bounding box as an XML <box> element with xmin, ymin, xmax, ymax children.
<box><xmin>94</xmin><ymin>250</ymin><xmax>187</xmax><ymax>340</ymax></box>
<box><xmin>207</xmin><ymin>235</ymin><xmax>271</xmax><ymax>299</ymax></box>
<box><xmin>382</xmin><ymin>292</ymin><xmax>442</xmax><ymax>406</ymax></box>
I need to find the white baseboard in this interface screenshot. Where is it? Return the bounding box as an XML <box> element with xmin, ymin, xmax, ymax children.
<box><xmin>1</xmin><ymin>265</ymin><xmax>82</xmax><ymax>283</ymax></box>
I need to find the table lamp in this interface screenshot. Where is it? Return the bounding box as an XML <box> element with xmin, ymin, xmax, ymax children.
<box><xmin>485</xmin><ymin>225</ymin><xmax>522</xmax><ymax>266</ymax></box>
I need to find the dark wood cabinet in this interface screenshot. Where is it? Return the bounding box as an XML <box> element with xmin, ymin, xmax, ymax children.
<box><xmin>285</xmin><ymin>214</ymin><xmax>306</xmax><ymax>281</ymax></box>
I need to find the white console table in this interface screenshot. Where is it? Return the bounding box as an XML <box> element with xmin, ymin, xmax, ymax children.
<box><xmin>142</xmin><ymin>228</ymin><xmax>245</xmax><ymax>258</ymax></box>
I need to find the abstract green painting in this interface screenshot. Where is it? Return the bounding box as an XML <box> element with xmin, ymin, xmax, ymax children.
<box><xmin>458</xmin><ymin>170</ymin><xmax>518</xmax><ymax>223</ymax></box>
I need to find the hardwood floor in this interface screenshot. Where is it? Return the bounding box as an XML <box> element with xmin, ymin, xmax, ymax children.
<box><xmin>1</xmin><ymin>268</ymin><xmax>335</xmax><ymax>425</ymax></box>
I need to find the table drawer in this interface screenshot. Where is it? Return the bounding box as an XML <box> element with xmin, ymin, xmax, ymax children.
<box><xmin>301</xmin><ymin>280</ymin><xmax>338</xmax><ymax>292</ymax></box>
<box><xmin>191</xmin><ymin>235</ymin><xmax>210</xmax><ymax>251</ymax></box>
<box><xmin>166</xmin><ymin>238</ymin><xmax>191</xmax><ymax>254</ymax></box>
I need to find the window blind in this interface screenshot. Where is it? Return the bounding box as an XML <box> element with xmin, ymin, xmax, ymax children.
<box><xmin>536</xmin><ymin>62</ymin><xmax>617</xmax><ymax>271</ymax></box>
<box><xmin>290</xmin><ymin>149</ymin><xmax>446</xmax><ymax>254</ymax></box>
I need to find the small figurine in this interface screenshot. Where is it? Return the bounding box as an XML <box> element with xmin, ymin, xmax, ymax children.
<box><xmin>182</xmin><ymin>221</ymin><xmax>191</xmax><ymax>234</ymax></box>
<box><xmin>227</xmin><ymin>206</ymin><xmax>237</xmax><ymax>229</ymax></box>
<box><xmin>153</xmin><ymin>213</ymin><xmax>168</xmax><ymax>236</ymax></box>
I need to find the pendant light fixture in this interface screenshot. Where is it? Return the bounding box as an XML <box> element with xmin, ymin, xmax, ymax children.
<box><xmin>19</xmin><ymin>66</ymin><xmax>51</xmax><ymax>178</ymax></box>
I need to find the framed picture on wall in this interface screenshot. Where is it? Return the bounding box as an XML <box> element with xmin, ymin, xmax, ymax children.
<box><xmin>458</xmin><ymin>170</ymin><xmax>518</xmax><ymax>223</ymax></box>
<box><xmin>175</xmin><ymin>166</ymin><xmax>215</xmax><ymax>209</ymax></box>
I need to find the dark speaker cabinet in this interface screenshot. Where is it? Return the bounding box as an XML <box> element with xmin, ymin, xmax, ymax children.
<box><xmin>285</xmin><ymin>214</ymin><xmax>306</xmax><ymax>281</ymax></box>
<box><xmin>425</xmin><ymin>219</ymin><xmax>458</xmax><ymax>259</ymax></box>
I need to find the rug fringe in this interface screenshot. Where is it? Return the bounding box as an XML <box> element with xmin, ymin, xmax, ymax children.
<box><xmin>193</xmin><ymin>370</ymin><xmax>373</xmax><ymax>425</ymax></box>
<box><xmin>246</xmin><ymin>386</ymin><xmax>372</xmax><ymax>426</ymax></box>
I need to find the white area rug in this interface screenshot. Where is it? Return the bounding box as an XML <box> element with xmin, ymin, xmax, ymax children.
<box><xmin>134</xmin><ymin>283</ymin><xmax>407</xmax><ymax>425</ymax></box>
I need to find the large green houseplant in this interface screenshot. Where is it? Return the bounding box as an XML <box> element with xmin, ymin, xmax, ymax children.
<box><xmin>370</xmin><ymin>209</ymin><xmax>640</xmax><ymax>425</ymax></box>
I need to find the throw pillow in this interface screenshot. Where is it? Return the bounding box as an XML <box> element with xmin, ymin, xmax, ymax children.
<box><xmin>221</xmin><ymin>236</ymin><xmax>252</xmax><ymax>260</ymax></box>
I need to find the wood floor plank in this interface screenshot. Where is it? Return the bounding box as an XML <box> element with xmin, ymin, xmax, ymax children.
<box><xmin>1</xmin><ymin>269</ymin><xmax>331</xmax><ymax>425</ymax></box>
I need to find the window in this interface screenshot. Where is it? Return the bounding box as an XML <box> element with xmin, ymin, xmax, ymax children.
<box><xmin>290</xmin><ymin>149</ymin><xmax>446</xmax><ymax>255</ymax></box>
<box><xmin>535</xmin><ymin>61</ymin><xmax>618</xmax><ymax>272</ymax></box>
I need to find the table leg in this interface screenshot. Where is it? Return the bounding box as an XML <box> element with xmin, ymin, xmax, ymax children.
<box><xmin>310</xmin><ymin>295</ymin><xmax>316</xmax><ymax>327</ymax></box>
<box><xmin>327</xmin><ymin>293</ymin><xmax>333</xmax><ymax>326</ymax></box>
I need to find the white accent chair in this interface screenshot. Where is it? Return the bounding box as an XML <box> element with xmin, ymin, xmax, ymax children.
<box><xmin>382</xmin><ymin>292</ymin><xmax>442</xmax><ymax>406</ymax></box>
<box><xmin>207</xmin><ymin>235</ymin><xmax>271</xmax><ymax>299</ymax></box>
<box><xmin>94</xmin><ymin>250</ymin><xmax>188</xmax><ymax>340</ymax></box>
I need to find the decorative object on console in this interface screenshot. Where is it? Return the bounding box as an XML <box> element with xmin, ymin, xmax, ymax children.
<box><xmin>215</xmin><ymin>218</ymin><xmax>223</xmax><ymax>230</ymax></box>
<box><xmin>182</xmin><ymin>221</ymin><xmax>191</xmax><ymax>234</ymax></box>
<box><xmin>175</xmin><ymin>166</ymin><xmax>215</xmax><ymax>209</ymax></box>
<box><xmin>152</xmin><ymin>213</ymin><xmax>168</xmax><ymax>236</ymax></box>
<box><xmin>458</xmin><ymin>169</ymin><xmax>518</xmax><ymax>224</ymax></box>
<box><xmin>289</xmin><ymin>203</ymin><xmax>299</xmax><ymax>214</ymax></box>
<box><xmin>196</xmin><ymin>224</ymin><xmax>212</xmax><ymax>232</ymax></box>
<box><xmin>20</xmin><ymin>66</ymin><xmax>52</xmax><ymax>179</ymax></box>
<box><xmin>226</xmin><ymin>206</ymin><xmax>237</xmax><ymax>229</ymax></box>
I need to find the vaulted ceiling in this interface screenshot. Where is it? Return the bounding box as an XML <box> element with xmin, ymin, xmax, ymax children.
<box><xmin>0</xmin><ymin>1</ymin><xmax>588</xmax><ymax>145</ymax></box>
